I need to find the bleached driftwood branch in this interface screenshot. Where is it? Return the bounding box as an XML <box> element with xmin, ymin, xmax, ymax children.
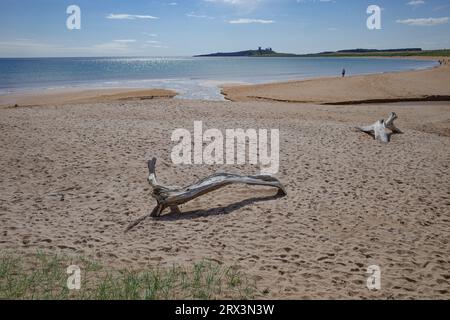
<box><xmin>356</xmin><ymin>112</ymin><xmax>402</xmax><ymax>143</ymax></box>
<box><xmin>126</xmin><ymin>158</ymin><xmax>287</xmax><ymax>231</ymax></box>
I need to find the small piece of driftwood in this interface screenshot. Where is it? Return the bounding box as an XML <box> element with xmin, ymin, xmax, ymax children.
<box><xmin>356</xmin><ymin>112</ymin><xmax>402</xmax><ymax>143</ymax></box>
<box><xmin>125</xmin><ymin>158</ymin><xmax>287</xmax><ymax>231</ymax></box>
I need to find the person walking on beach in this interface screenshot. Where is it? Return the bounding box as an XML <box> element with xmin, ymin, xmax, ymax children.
<box><xmin>342</xmin><ymin>68</ymin><xmax>346</xmax><ymax>78</ymax></box>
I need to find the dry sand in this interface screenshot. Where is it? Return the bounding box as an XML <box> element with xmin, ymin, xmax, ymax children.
<box><xmin>0</xmin><ymin>96</ymin><xmax>449</xmax><ymax>299</ymax></box>
<box><xmin>222</xmin><ymin>63</ymin><xmax>450</xmax><ymax>104</ymax></box>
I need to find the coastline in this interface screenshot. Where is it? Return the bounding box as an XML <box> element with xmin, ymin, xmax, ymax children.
<box><xmin>221</xmin><ymin>59</ymin><xmax>450</xmax><ymax>105</ymax></box>
<box><xmin>0</xmin><ymin>88</ymin><xmax>177</xmax><ymax>108</ymax></box>
<box><xmin>0</xmin><ymin>56</ymin><xmax>446</xmax><ymax>107</ymax></box>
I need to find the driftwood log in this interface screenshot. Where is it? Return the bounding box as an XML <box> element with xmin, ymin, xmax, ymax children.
<box><xmin>356</xmin><ymin>112</ymin><xmax>402</xmax><ymax>143</ymax></box>
<box><xmin>125</xmin><ymin>158</ymin><xmax>287</xmax><ymax>231</ymax></box>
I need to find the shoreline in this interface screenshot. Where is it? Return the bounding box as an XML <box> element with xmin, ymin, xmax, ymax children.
<box><xmin>0</xmin><ymin>88</ymin><xmax>177</xmax><ymax>108</ymax></box>
<box><xmin>221</xmin><ymin>61</ymin><xmax>450</xmax><ymax>105</ymax></box>
<box><xmin>0</xmin><ymin>56</ymin><xmax>446</xmax><ymax>107</ymax></box>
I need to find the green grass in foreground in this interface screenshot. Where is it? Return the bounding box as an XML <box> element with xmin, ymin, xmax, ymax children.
<box><xmin>0</xmin><ymin>253</ymin><xmax>255</xmax><ymax>300</ymax></box>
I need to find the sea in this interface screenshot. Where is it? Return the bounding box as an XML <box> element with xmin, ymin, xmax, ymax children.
<box><xmin>0</xmin><ymin>56</ymin><xmax>438</xmax><ymax>101</ymax></box>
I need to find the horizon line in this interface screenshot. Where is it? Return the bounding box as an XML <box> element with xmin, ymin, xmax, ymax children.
<box><xmin>1</xmin><ymin>47</ymin><xmax>449</xmax><ymax>59</ymax></box>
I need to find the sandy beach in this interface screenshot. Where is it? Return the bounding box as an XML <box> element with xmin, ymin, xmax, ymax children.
<box><xmin>222</xmin><ymin>61</ymin><xmax>450</xmax><ymax>104</ymax></box>
<box><xmin>0</xmin><ymin>88</ymin><xmax>177</xmax><ymax>108</ymax></box>
<box><xmin>1</xmin><ymin>60</ymin><xmax>450</xmax><ymax>299</ymax></box>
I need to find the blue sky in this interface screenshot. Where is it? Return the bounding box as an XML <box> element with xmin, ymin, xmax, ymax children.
<box><xmin>0</xmin><ymin>0</ymin><xmax>449</xmax><ymax>57</ymax></box>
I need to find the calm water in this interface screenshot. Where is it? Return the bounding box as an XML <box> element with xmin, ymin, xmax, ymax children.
<box><xmin>0</xmin><ymin>57</ymin><xmax>437</xmax><ymax>100</ymax></box>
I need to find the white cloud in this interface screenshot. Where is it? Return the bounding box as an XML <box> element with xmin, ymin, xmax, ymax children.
<box><xmin>297</xmin><ymin>0</ymin><xmax>335</xmax><ymax>3</ymax></box>
<box><xmin>228</xmin><ymin>18</ymin><xmax>274</xmax><ymax>24</ymax></box>
<box><xmin>204</xmin><ymin>0</ymin><xmax>259</xmax><ymax>4</ymax></box>
<box><xmin>203</xmin><ymin>0</ymin><xmax>262</xmax><ymax>12</ymax></box>
<box><xmin>433</xmin><ymin>4</ymin><xmax>450</xmax><ymax>11</ymax></box>
<box><xmin>407</xmin><ymin>0</ymin><xmax>425</xmax><ymax>7</ymax></box>
<box><xmin>396</xmin><ymin>17</ymin><xmax>449</xmax><ymax>26</ymax></box>
<box><xmin>186</xmin><ymin>13</ymin><xmax>215</xmax><ymax>19</ymax></box>
<box><xmin>0</xmin><ymin>39</ymin><xmax>140</xmax><ymax>57</ymax></box>
<box><xmin>114</xmin><ymin>39</ymin><xmax>136</xmax><ymax>43</ymax></box>
<box><xmin>142</xmin><ymin>32</ymin><xmax>158</xmax><ymax>37</ymax></box>
<box><xmin>143</xmin><ymin>44</ymin><xmax>169</xmax><ymax>49</ymax></box>
<box><xmin>106</xmin><ymin>14</ymin><xmax>159</xmax><ymax>20</ymax></box>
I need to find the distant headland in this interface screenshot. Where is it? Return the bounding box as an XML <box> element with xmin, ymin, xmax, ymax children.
<box><xmin>195</xmin><ymin>47</ymin><xmax>450</xmax><ymax>58</ymax></box>
<box><xmin>194</xmin><ymin>47</ymin><xmax>299</xmax><ymax>57</ymax></box>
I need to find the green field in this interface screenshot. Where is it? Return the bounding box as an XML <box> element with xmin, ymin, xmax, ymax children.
<box><xmin>304</xmin><ymin>49</ymin><xmax>450</xmax><ymax>58</ymax></box>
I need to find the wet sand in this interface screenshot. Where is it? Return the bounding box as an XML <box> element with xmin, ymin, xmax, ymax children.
<box><xmin>0</xmin><ymin>88</ymin><xmax>177</xmax><ymax>108</ymax></box>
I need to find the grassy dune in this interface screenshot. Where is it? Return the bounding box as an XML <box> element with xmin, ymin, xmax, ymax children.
<box><xmin>0</xmin><ymin>253</ymin><xmax>255</xmax><ymax>300</ymax></box>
